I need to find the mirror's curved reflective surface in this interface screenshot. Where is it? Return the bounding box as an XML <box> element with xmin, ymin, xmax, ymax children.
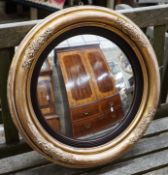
<box><xmin>36</xmin><ymin>34</ymin><xmax>134</xmax><ymax>140</ymax></box>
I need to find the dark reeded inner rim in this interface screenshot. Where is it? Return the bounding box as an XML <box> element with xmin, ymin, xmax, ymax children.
<box><xmin>30</xmin><ymin>26</ymin><xmax>143</xmax><ymax>148</ymax></box>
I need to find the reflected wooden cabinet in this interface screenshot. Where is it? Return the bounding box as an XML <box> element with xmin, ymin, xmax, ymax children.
<box><xmin>37</xmin><ymin>45</ymin><xmax>123</xmax><ymax>138</ymax></box>
<box><xmin>56</xmin><ymin>45</ymin><xmax>123</xmax><ymax>138</ymax></box>
<box><xmin>37</xmin><ymin>62</ymin><xmax>60</xmax><ymax>133</ymax></box>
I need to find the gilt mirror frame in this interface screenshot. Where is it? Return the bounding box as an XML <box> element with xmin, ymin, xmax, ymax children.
<box><xmin>7</xmin><ymin>6</ymin><xmax>160</xmax><ymax>168</ymax></box>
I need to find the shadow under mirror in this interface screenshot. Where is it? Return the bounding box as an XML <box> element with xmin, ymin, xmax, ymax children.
<box><xmin>36</xmin><ymin>34</ymin><xmax>134</xmax><ymax>141</ymax></box>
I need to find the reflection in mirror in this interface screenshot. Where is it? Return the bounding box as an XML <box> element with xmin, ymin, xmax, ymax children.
<box><xmin>36</xmin><ymin>35</ymin><xmax>134</xmax><ymax>140</ymax></box>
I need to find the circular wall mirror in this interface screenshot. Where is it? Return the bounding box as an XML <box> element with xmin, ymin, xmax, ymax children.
<box><xmin>34</xmin><ymin>33</ymin><xmax>136</xmax><ymax>147</ymax></box>
<box><xmin>8</xmin><ymin>6</ymin><xmax>160</xmax><ymax>168</ymax></box>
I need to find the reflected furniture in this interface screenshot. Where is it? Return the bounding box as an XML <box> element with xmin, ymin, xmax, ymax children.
<box><xmin>56</xmin><ymin>44</ymin><xmax>123</xmax><ymax>138</ymax></box>
<box><xmin>37</xmin><ymin>60</ymin><xmax>60</xmax><ymax>133</ymax></box>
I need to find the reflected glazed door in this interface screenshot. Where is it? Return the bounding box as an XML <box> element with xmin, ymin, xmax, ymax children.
<box><xmin>56</xmin><ymin>45</ymin><xmax>123</xmax><ymax>138</ymax></box>
<box><xmin>57</xmin><ymin>50</ymin><xmax>97</xmax><ymax>107</ymax></box>
<box><xmin>85</xmin><ymin>48</ymin><xmax>117</xmax><ymax>99</ymax></box>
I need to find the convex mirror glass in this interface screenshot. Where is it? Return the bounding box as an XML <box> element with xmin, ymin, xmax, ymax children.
<box><xmin>36</xmin><ymin>34</ymin><xmax>134</xmax><ymax>141</ymax></box>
